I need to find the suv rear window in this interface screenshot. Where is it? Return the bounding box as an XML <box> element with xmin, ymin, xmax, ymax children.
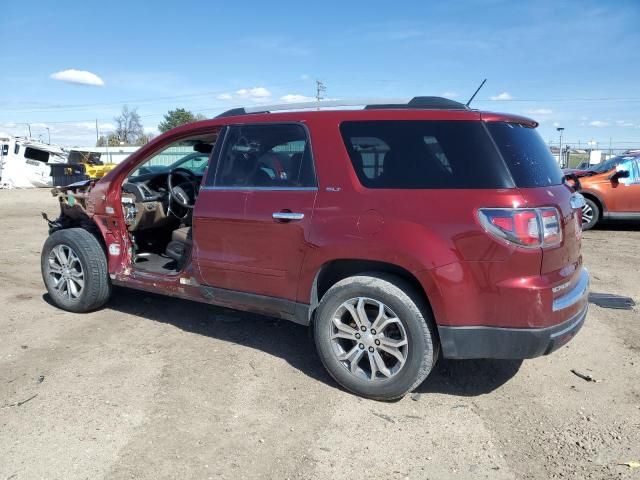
<box><xmin>487</xmin><ymin>122</ymin><xmax>563</xmax><ymax>187</ymax></box>
<box><xmin>340</xmin><ymin>121</ymin><xmax>511</xmax><ymax>189</ymax></box>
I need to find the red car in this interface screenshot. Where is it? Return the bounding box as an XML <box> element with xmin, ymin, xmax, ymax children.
<box><xmin>41</xmin><ymin>97</ymin><xmax>589</xmax><ymax>400</ymax></box>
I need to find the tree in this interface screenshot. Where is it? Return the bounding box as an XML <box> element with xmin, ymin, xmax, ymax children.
<box><xmin>158</xmin><ymin>108</ymin><xmax>206</xmax><ymax>133</ymax></box>
<box><xmin>96</xmin><ymin>134</ymin><xmax>124</xmax><ymax>147</ymax></box>
<box><xmin>107</xmin><ymin>133</ymin><xmax>121</xmax><ymax>147</ymax></box>
<box><xmin>135</xmin><ymin>133</ymin><xmax>154</xmax><ymax>146</ymax></box>
<box><xmin>113</xmin><ymin>105</ymin><xmax>144</xmax><ymax>145</ymax></box>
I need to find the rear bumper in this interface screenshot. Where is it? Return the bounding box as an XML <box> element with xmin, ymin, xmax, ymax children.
<box><xmin>439</xmin><ymin>303</ymin><xmax>588</xmax><ymax>359</ymax></box>
<box><xmin>438</xmin><ymin>267</ymin><xmax>590</xmax><ymax>359</ymax></box>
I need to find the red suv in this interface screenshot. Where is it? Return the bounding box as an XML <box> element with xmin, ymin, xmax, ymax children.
<box><xmin>41</xmin><ymin>97</ymin><xmax>589</xmax><ymax>400</ymax></box>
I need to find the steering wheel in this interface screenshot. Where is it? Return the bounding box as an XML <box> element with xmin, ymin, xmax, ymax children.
<box><xmin>167</xmin><ymin>167</ymin><xmax>198</xmax><ymax>209</ymax></box>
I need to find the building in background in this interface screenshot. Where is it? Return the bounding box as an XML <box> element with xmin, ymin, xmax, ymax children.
<box><xmin>84</xmin><ymin>146</ymin><xmax>140</xmax><ymax>165</ymax></box>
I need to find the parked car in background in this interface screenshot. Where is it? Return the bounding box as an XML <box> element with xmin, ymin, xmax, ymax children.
<box><xmin>40</xmin><ymin>97</ymin><xmax>589</xmax><ymax>400</ymax></box>
<box><xmin>563</xmin><ymin>161</ymin><xmax>591</xmax><ymax>175</ymax></box>
<box><xmin>567</xmin><ymin>153</ymin><xmax>640</xmax><ymax>229</ymax></box>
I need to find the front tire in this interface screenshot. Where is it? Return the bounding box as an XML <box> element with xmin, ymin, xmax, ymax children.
<box><xmin>41</xmin><ymin>228</ymin><xmax>111</xmax><ymax>312</ymax></box>
<box><xmin>314</xmin><ymin>274</ymin><xmax>438</xmax><ymax>400</ymax></box>
<box><xmin>581</xmin><ymin>198</ymin><xmax>600</xmax><ymax>230</ymax></box>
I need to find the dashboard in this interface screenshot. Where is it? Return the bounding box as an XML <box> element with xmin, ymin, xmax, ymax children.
<box><xmin>121</xmin><ymin>171</ymin><xmax>203</xmax><ymax>231</ymax></box>
<box><xmin>123</xmin><ymin>172</ymin><xmax>171</xmax><ymax>202</ymax></box>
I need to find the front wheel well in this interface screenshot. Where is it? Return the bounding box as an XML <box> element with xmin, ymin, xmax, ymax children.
<box><xmin>580</xmin><ymin>192</ymin><xmax>604</xmax><ymax>214</ymax></box>
<box><xmin>47</xmin><ymin>211</ymin><xmax>107</xmax><ymax>256</ymax></box>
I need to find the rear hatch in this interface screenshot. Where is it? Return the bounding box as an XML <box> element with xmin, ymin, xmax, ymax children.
<box><xmin>486</xmin><ymin>121</ymin><xmax>583</xmax><ymax>288</ymax></box>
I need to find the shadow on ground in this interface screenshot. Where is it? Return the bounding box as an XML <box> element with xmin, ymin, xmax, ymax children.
<box><xmin>45</xmin><ymin>287</ymin><xmax>522</xmax><ymax>398</ymax></box>
<box><xmin>592</xmin><ymin>220</ymin><xmax>640</xmax><ymax>231</ymax></box>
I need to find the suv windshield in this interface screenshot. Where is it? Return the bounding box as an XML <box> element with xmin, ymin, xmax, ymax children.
<box><xmin>486</xmin><ymin>122</ymin><xmax>564</xmax><ymax>187</ymax></box>
<box><xmin>589</xmin><ymin>155</ymin><xmax>638</xmax><ymax>173</ymax></box>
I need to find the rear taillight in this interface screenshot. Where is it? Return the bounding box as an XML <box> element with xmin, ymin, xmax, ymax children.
<box><xmin>540</xmin><ymin>208</ymin><xmax>561</xmax><ymax>244</ymax></box>
<box><xmin>478</xmin><ymin>208</ymin><xmax>563</xmax><ymax>248</ymax></box>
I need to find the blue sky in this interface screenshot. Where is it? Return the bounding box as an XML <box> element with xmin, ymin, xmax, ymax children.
<box><xmin>1</xmin><ymin>0</ymin><xmax>639</xmax><ymax>148</ymax></box>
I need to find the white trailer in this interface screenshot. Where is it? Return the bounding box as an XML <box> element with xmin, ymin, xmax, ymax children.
<box><xmin>0</xmin><ymin>135</ymin><xmax>69</xmax><ymax>188</ymax></box>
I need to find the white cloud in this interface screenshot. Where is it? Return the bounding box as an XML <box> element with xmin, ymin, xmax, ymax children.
<box><xmin>441</xmin><ymin>91</ymin><xmax>458</xmax><ymax>98</ymax></box>
<box><xmin>216</xmin><ymin>87</ymin><xmax>273</xmax><ymax>103</ymax></box>
<box><xmin>280</xmin><ymin>94</ymin><xmax>315</xmax><ymax>103</ymax></box>
<box><xmin>526</xmin><ymin>108</ymin><xmax>553</xmax><ymax>115</ymax></box>
<box><xmin>50</xmin><ymin>69</ymin><xmax>105</xmax><ymax>87</ymax></box>
<box><xmin>589</xmin><ymin>120</ymin><xmax>609</xmax><ymax>127</ymax></box>
<box><xmin>553</xmin><ymin>122</ymin><xmax>561</xmax><ymax>127</ymax></box>
<box><xmin>143</xmin><ymin>126</ymin><xmax>158</xmax><ymax>134</ymax></box>
<box><xmin>300</xmin><ymin>74</ymin><xmax>311</xmax><ymax>81</ymax></box>
<box><xmin>490</xmin><ymin>92</ymin><xmax>513</xmax><ymax>101</ymax></box>
<box><xmin>236</xmin><ymin>87</ymin><xmax>271</xmax><ymax>99</ymax></box>
<box><xmin>616</xmin><ymin>120</ymin><xmax>634</xmax><ymax>127</ymax></box>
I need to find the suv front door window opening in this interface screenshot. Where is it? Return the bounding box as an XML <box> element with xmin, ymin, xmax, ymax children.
<box><xmin>119</xmin><ymin>133</ymin><xmax>219</xmax><ymax>274</ymax></box>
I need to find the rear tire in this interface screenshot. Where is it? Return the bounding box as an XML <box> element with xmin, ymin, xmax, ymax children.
<box><xmin>314</xmin><ymin>273</ymin><xmax>438</xmax><ymax>400</ymax></box>
<box><xmin>581</xmin><ymin>198</ymin><xmax>600</xmax><ymax>230</ymax></box>
<box><xmin>41</xmin><ymin>228</ymin><xmax>111</xmax><ymax>312</ymax></box>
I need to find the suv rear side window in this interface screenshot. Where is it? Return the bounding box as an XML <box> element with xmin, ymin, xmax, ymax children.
<box><xmin>214</xmin><ymin>124</ymin><xmax>316</xmax><ymax>188</ymax></box>
<box><xmin>487</xmin><ymin>122</ymin><xmax>563</xmax><ymax>187</ymax></box>
<box><xmin>340</xmin><ymin>121</ymin><xmax>511</xmax><ymax>189</ymax></box>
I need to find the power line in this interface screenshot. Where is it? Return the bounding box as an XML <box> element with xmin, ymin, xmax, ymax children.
<box><xmin>4</xmin><ymin>85</ymin><xmax>640</xmax><ymax>116</ymax></box>
<box><xmin>0</xmin><ymin>100</ymin><xmax>269</xmax><ymax>126</ymax></box>
<box><xmin>0</xmin><ymin>81</ymin><xmax>308</xmax><ymax>114</ymax></box>
<box><xmin>479</xmin><ymin>97</ymin><xmax>640</xmax><ymax>103</ymax></box>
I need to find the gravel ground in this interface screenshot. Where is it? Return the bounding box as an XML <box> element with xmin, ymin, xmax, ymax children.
<box><xmin>0</xmin><ymin>188</ymin><xmax>638</xmax><ymax>480</ymax></box>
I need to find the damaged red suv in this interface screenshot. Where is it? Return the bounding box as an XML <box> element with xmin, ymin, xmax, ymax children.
<box><xmin>41</xmin><ymin>97</ymin><xmax>589</xmax><ymax>400</ymax></box>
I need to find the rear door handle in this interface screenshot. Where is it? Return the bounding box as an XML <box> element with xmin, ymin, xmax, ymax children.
<box><xmin>272</xmin><ymin>212</ymin><xmax>304</xmax><ymax>221</ymax></box>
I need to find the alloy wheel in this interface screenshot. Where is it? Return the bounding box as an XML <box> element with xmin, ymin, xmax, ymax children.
<box><xmin>581</xmin><ymin>204</ymin><xmax>594</xmax><ymax>225</ymax></box>
<box><xmin>330</xmin><ymin>297</ymin><xmax>408</xmax><ymax>381</ymax></box>
<box><xmin>48</xmin><ymin>244</ymin><xmax>84</xmax><ymax>300</ymax></box>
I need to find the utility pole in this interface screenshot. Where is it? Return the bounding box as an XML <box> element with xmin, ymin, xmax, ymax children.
<box><xmin>96</xmin><ymin>119</ymin><xmax>99</xmax><ymax>145</ymax></box>
<box><xmin>556</xmin><ymin>127</ymin><xmax>565</xmax><ymax>167</ymax></box>
<box><xmin>20</xmin><ymin>123</ymin><xmax>32</xmax><ymax>138</ymax></box>
<box><xmin>46</xmin><ymin>127</ymin><xmax>51</xmax><ymax>144</ymax></box>
<box><xmin>315</xmin><ymin>80</ymin><xmax>326</xmax><ymax>109</ymax></box>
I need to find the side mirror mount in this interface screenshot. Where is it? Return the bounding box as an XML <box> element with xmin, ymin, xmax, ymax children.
<box><xmin>610</xmin><ymin>169</ymin><xmax>630</xmax><ymax>182</ymax></box>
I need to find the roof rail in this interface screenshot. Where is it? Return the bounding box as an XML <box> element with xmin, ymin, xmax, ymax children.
<box><xmin>215</xmin><ymin>96</ymin><xmax>469</xmax><ymax>118</ymax></box>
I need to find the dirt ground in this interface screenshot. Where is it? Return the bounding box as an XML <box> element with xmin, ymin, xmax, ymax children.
<box><xmin>0</xmin><ymin>188</ymin><xmax>638</xmax><ymax>480</ymax></box>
